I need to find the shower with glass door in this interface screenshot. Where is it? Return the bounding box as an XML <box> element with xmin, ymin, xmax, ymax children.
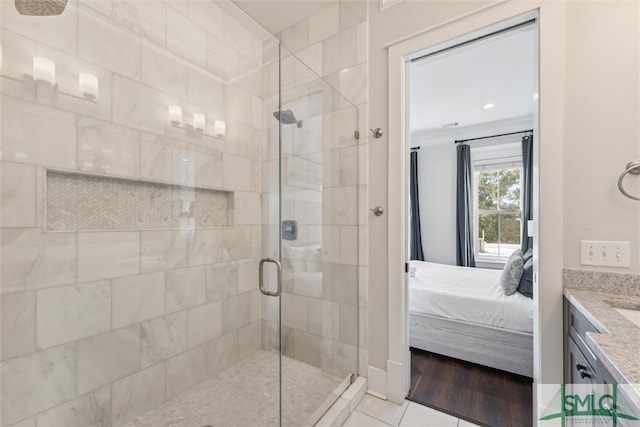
<box><xmin>0</xmin><ymin>0</ymin><xmax>360</xmax><ymax>425</ymax></box>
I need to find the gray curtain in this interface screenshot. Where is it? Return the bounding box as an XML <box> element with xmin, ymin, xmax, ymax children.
<box><xmin>410</xmin><ymin>150</ymin><xmax>425</xmax><ymax>261</ymax></box>
<box><xmin>521</xmin><ymin>133</ymin><xmax>533</xmax><ymax>253</ymax></box>
<box><xmin>456</xmin><ymin>144</ymin><xmax>475</xmax><ymax>267</ymax></box>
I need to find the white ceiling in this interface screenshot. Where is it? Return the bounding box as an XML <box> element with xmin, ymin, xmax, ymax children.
<box><xmin>410</xmin><ymin>25</ymin><xmax>535</xmax><ymax>132</ymax></box>
<box><xmin>232</xmin><ymin>1</ymin><xmax>334</xmax><ymax>34</ymax></box>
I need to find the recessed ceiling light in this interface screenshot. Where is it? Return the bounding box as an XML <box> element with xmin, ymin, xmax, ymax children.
<box><xmin>483</xmin><ymin>103</ymin><xmax>495</xmax><ymax>110</ymax></box>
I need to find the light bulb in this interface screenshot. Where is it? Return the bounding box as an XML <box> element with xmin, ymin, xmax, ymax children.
<box><xmin>214</xmin><ymin>120</ymin><xmax>226</xmax><ymax>138</ymax></box>
<box><xmin>193</xmin><ymin>113</ymin><xmax>205</xmax><ymax>131</ymax></box>
<box><xmin>33</xmin><ymin>56</ymin><xmax>56</xmax><ymax>86</ymax></box>
<box><xmin>79</xmin><ymin>73</ymin><xmax>99</xmax><ymax>100</ymax></box>
<box><xmin>168</xmin><ymin>105</ymin><xmax>182</xmax><ymax>126</ymax></box>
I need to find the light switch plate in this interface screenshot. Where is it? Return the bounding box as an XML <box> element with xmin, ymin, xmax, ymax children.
<box><xmin>580</xmin><ymin>240</ymin><xmax>631</xmax><ymax>268</ymax></box>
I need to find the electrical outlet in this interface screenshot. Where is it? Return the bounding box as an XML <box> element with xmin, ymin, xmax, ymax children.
<box><xmin>580</xmin><ymin>240</ymin><xmax>631</xmax><ymax>268</ymax></box>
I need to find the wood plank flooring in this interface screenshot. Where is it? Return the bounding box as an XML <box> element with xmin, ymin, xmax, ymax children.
<box><xmin>408</xmin><ymin>348</ymin><xmax>533</xmax><ymax>427</ymax></box>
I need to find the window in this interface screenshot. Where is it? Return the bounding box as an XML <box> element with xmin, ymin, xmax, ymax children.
<box><xmin>474</xmin><ymin>155</ymin><xmax>522</xmax><ymax>262</ymax></box>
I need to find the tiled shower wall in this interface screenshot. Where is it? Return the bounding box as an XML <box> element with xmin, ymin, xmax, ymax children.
<box><xmin>0</xmin><ymin>1</ymin><xmax>269</xmax><ymax>425</ymax></box>
<box><xmin>272</xmin><ymin>0</ymin><xmax>370</xmax><ymax>379</ymax></box>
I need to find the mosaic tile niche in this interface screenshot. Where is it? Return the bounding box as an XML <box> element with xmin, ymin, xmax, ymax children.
<box><xmin>46</xmin><ymin>171</ymin><xmax>234</xmax><ymax>231</ymax></box>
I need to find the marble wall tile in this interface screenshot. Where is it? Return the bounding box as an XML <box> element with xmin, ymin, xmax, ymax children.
<box><xmin>223</xmin><ymin>12</ymin><xmax>258</xmax><ymax>57</ymax></box>
<box><xmin>206</xmin><ymin>33</ymin><xmax>237</xmax><ymax>82</ymax></box>
<box><xmin>77</xmin><ymin>231</ymin><xmax>140</xmax><ymax>283</ymax></box>
<box><xmin>77</xmin><ymin>324</ymin><xmax>140</xmax><ymax>394</ymax></box>
<box><xmin>358</xmin><ymin>306</ymin><xmax>368</xmax><ymax>349</ymax></box>
<box><xmin>322</xmin><ymin>27</ymin><xmax>357</xmax><ymax>76</ymax></box>
<box><xmin>165</xmin><ymin>266</ymin><xmax>206</xmax><ymax>312</ymax></box>
<box><xmin>339</xmin><ymin>226</ymin><xmax>358</xmax><ymax>266</ymax></box>
<box><xmin>339</xmin><ymin>0</ymin><xmax>367</xmax><ymax>30</ymax></box>
<box><xmin>339</xmin><ymin>303</ymin><xmax>358</xmax><ymax>346</ymax></box>
<box><xmin>323</xmin><ymin>263</ymin><xmax>358</xmax><ymax>305</ymax></box>
<box><xmin>167</xmin><ymin>7</ymin><xmax>207</xmax><ymax>68</ymax></box>
<box><xmin>0</xmin><ymin>29</ymin><xmax>36</xmax><ymax>101</ymax></box>
<box><xmin>325</xmin><ymin>186</ymin><xmax>358</xmax><ymax>225</ymax></box>
<box><xmin>321</xmin><ymin>339</ymin><xmax>357</xmax><ymax>379</ymax></box>
<box><xmin>141</xmin><ymin>42</ymin><xmax>188</xmax><ymax>98</ymax></box>
<box><xmin>78</xmin><ymin>8</ymin><xmax>141</xmax><ymax>79</ymax></box>
<box><xmin>296</xmin><ymin>43</ymin><xmax>323</xmax><ymax>78</ymax></box>
<box><xmin>112</xmin><ymin>75</ymin><xmax>165</xmax><ymax>135</ymax></box>
<box><xmin>1</xmin><ymin>0</ymin><xmax>77</xmax><ymax>54</ymax></box>
<box><xmin>193</xmin><ymin>147</ymin><xmax>223</xmax><ymax>189</ymax></box>
<box><xmin>7</xmin><ymin>417</ymin><xmax>36</xmax><ymax>427</ymax></box>
<box><xmin>206</xmin><ymin>261</ymin><xmax>238</xmax><ymax>301</ymax></box>
<box><xmin>112</xmin><ymin>0</ymin><xmax>167</xmax><ymax>46</ymax></box>
<box><xmin>140</xmin><ymin>134</ymin><xmax>186</xmax><ymax>183</ymax></box>
<box><xmin>1</xmin><ymin>96</ymin><xmax>77</xmax><ymax>169</ymax></box>
<box><xmin>1</xmin><ymin>291</ymin><xmax>35</xmax><ymax>360</ymax></box>
<box><xmin>279</xmin><ymin>19</ymin><xmax>309</xmax><ymax>53</ymax></box>
<box><xmin>1</xmin><ymin>162</ymin><xmax>37</xmax><ymax>228</ymax></box>
<box><xmin>293</xmin><ymin>329</ymin><xmax>321</xmax><ymax>368</ymax></box>
<box><xmin>187</xmin><ymin>229</ymin><xmax>223</xmax><ymax>266</ymax></box>
<box><xmin>36</xmin><ymin>385</ymin><xmax>111</xmax><ymax>427</ymax></box>
<box><xmin>205</xmin><ymin>331</ymin><xmax>238</xmax><ymax>376</ymax></box>
<box><xmin>250</xmin><ymin>289</ymin><xmax>262</xmax><ymax>323</ymax></box>
<box><xmin>237</xmin><ymin>258</ymin><xmax>257</xmax><ymax>294</ymax></box>
<box><xmin>222</xmin><ymin>226</ymin><xmax>253</xmax><ymax>261</ymax></box>
<box><xmin>225</xmin><ymin>84</ymin><xmax>252</xmax><ymax>126</ymax></box>
<box><xmin>1</xmin><ymin>344</ymin><xmax>76</xmax><ymax>426</ymax></box>
<box><xmin>282</xmin><ymin>292</ymin><xmax>308</xmax><ymax>331</ymax></box>
<box><xmin>1</xmin><ymin>228</ymin><xmax>76</xmax><ymax>294</ymax></box>
<box><xmin>141</xmin><ymin>229</ymin><xmax>189</xmax><ymax>273</ymax></box>
<box><xmin>187</xmin><ymin>300</ymin><xmax>223</xmax><ymax>348</ymax></box>
<box><xmin>166</xmin><ymin>345</ymin><xmax>206</xmax><ymax>398</ymax></box>
<box><xmin>77</xmin><ymin>117</ymin><xmax>141</xmax><ymax>177</ymax></box>
<box><xmin>187</xmin><ymin>66</ymin><xmax>224</xmax><ymax>114</ymax></box>
<box><xmin>238</xmin><ymin>321</ymin><xmax>261</xmax><ymax>359</ymax></box>
<box><xmin>141</xmin><ymin>311</ymin><xmax>187</xmax><ymax>367</ymax></box>
<box><xmin>222</xmin><ymin>292</ymin><xmax>252</xmax><ymax>334</ymax></box>
<box><xmin>235</xmin><ymin>192</ymin><xmax>262</xmax><ymax>225</ymax></box>
<box><xmin>188</xmin><ymin>0</ymin><xmax>223</xmax><ymax>40</ymax></box>
<box><xmin>112</xmin><ymin>272</ymin><xmax>165</xmax><ymax>329</ymax></box>
<box><xmin>337</xmin><ymin>62</ymin><xmax>367</xmax><ymax>106</ymax></box>
<box><xmin>36</xmin><ymin>281</ymin><xmax>111</xmax><ymax>349</ymax></box>
<box><xmin>308</xmin><ymin>4</ymin><xmax>339</xmax><ymax>46</ymax></box>
<box><xmin>111</xmin><ymin>362</ymin><xmax>166</xmax><ymax>427</ymax></box>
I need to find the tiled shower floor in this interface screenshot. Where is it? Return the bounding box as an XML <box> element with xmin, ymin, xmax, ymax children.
<box><xmin>121</xmin><ymin>350</ymin><xmax>343</xmax><ymax>427</ymax></box>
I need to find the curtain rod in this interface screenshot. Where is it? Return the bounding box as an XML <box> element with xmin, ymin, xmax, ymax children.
<box><xmin>454</xmin><ymin>129</ymin><xmax>533</xmax><ymax>145</ymax></box>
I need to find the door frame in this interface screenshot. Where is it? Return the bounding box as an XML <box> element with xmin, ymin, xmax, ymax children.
<box><xmin>385</xmin><ymin>1</ymin><xmax>565</xmax><ymax>422</ymax></box>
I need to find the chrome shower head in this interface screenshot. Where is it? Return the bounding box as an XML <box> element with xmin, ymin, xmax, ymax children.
<box><xmin>273</xmin><ymin>109</ymin><xmax>303</xmax><ymax>128</ymax></box>
<box><xmin>15</xmin><ymin>0</ymin><xmax>68</xmax><ymax>16</ymax></box>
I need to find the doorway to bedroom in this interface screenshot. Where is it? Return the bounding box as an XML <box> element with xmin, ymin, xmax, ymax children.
<box><xmin>406</xmin><ymin>20</ymin><xmax>536</xmax><ymax>427</ymax></box>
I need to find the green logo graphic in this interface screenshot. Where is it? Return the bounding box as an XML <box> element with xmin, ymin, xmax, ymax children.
<box><xmin>540</xmin><ymin>384</ymin><xmax>639</xmax><ymax>426</ymax></box>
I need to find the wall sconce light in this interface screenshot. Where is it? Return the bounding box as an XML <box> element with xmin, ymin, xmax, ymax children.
<box><xmin>79</xmin><ymin>73</ymin><xmax>99</xmax><ymax>101</ymax></box>
<box><xmin>214</xmin><ymin>120</ymin><xmax>226</xmax><ymax>138</ymax></box>
<box><xmin>193</xmin><ymin>113</ymin><xmax>206</xmax><ymax>131</ymax></box>
<box><xmin>168</xmin><ymin>105</ymin><xmax>182</xmax><ymax>126</ymax></box>
<box><xmin>33</xmin><ymin>56</ymin><xmax>56</xmax><ymax>86</ymax></box>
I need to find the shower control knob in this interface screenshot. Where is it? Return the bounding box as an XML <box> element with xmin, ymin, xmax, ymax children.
<box><xmin>370</xmin><ymin>206</ymin><xmax>384</xmax><ymax>216</ymax></box>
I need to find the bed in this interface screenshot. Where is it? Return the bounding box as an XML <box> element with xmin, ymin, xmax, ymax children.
<box><xmin>409</xmin><ymin>261</ymin><xmax>534</xmax><ymax>377</ymax></box>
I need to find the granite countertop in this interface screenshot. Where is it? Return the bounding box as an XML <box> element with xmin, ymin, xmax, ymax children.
<box><xmin>564</xmin><ymin>288</ymin><xmax>640</xmax><ymax>409</ymax></box>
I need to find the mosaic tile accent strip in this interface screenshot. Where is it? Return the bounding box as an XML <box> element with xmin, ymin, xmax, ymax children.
<box><xmin>47</xmin><ymin>171</ymin><xmax>234</xmax><ymax>231</ymax></box>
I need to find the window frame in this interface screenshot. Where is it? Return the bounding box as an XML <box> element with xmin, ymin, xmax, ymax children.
<box><xmin>471</xmin><ymin>143</ymin><xmax>524</xmax><ymax>264</ymax></box>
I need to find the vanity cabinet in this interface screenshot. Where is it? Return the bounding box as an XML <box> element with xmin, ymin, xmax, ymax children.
<box><xmin>564</xmin><ymin>297</ymin><xmax>600</xmax><ymax>387</ymax></box>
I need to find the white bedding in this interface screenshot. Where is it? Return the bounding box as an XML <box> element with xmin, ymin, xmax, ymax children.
<box><xmin>409</xmin><ymin>261</ymin><xmax>534</xmax><ymax>333</ymax></box>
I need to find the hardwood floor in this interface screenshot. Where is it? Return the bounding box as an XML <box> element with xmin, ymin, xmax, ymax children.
<box><xmin>408</xmin><ymin>348</ymin><xmax>533</xmax><ymax>427</ymax></box>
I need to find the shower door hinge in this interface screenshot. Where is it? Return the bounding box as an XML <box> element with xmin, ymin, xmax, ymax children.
<box><xmin>405</xmin><ymin>262</ymin><xmax>408</xmax><ymax>273</ymax></box>
<box><xmin>354</xmin><ymin>130</ymin><xmax>360</xmax><ymax>140</ymax></box>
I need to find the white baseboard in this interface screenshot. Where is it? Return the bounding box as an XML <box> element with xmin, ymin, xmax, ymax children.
<box><xmin>386</xmin><ymin>359</ymin><xmax>405</xmax><ymax>404</ymax></box>
<box><xmin>367</xmin><ymin>365</ymin><xmax>387</xmax><ymax>399</ymax></box>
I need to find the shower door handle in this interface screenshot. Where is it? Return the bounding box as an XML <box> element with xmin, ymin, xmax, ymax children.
<box><xmin>258</xmin><ymin>257</ymin><xmax>282</xmax><ymax>297</ymax></box>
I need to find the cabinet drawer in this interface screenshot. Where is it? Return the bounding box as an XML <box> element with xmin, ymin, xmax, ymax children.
<box><xmin>568</xmin><ymin>336</ymin><xmax>597</xmax><ymax>386</ymax></box>
<box><xmin>568</xmin><ymin>301</ymin><xmax>599</xmax><ymax>367</ymax></box>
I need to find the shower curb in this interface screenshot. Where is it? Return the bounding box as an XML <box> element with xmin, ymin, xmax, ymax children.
<box><xmin>314</xmin><ymin>377</ymin><xmax>367</xmax><ymax>426</ymax></box>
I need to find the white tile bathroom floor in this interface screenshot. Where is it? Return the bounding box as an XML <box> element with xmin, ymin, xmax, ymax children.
<box><xmin>121</xmin><ymin>350</ymin><xmax>343</xmax><ymax>427</ymax></box>
<box><xmin>347</xmin><ymin>395</ymin><xmax>481</xmax><ymax>427</ymax></box>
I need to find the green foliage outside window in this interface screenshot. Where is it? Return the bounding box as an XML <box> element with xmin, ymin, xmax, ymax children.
<box><xmin>477</xmin><ymin>168</ymin><xmax>522</xmax><ymax>246</ymax></box>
